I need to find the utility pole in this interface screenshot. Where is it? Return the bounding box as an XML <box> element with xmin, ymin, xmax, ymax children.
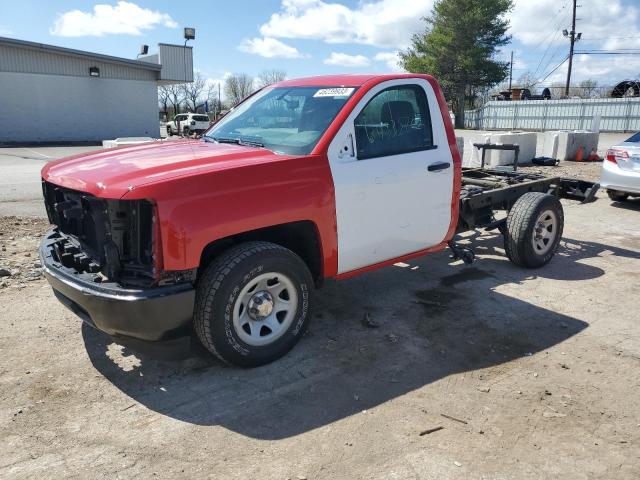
<box><xmin>509</xmin><ymin>51</ymin><xmax>513</xmax><ymax>92</ymax></box>
<box><xmin>564</xmin><ymin>0</ymin><xmax>580</xmax><ymax>97</ymax></box>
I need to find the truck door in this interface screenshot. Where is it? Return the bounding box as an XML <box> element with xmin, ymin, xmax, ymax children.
<box><xmin>327</xmin><ymin>79</ymin><xmax>455</xmax><ymax>274</ymax></box>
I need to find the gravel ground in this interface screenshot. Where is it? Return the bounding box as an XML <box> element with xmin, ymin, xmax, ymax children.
<box><xmin>0</xmin><ymin>217</ymin><xmax>50</xmax><ymax>289</ymax></box>
<box><xmin>1</xmin><ymin>195</ymin><xmax>639</xmax><ymax>479</ymax></box>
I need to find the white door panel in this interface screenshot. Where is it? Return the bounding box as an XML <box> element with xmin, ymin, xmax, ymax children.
<box><xmin>328</xmin><ymin>79</ymin><xmax>454</xmax><ymax>274</ymax></box>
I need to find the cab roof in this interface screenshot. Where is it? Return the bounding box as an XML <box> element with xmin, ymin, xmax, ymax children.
<box><xmin>274</xmin><ymin>73</ymin><xmax>433</xmax><ymax>88</ymax></box>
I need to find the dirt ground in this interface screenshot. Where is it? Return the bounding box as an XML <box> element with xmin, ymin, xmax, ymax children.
<box><xmin>1</xmin><ymin>195</ymin><xmax>640</xmax><ymax>479</ymax></box>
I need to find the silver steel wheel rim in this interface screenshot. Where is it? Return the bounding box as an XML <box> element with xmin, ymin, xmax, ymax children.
<box><xmin>532</xmin><ymin>209</ymin><xmax>558</xmax><ymax>255</ymax></box>
<box><xmin>232</xmin><ymin>272</ymin><xmax>298</xmax><ymax>347</ymax></box>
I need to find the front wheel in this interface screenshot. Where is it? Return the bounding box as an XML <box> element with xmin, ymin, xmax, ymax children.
<box><xmin>166</xmin><ymin>126</ymin><xmax>173</xmax><ymax>136</ymax></box>
<box><xmin>503</xmin><ymin>192</ymin><xmax>564</xmax><ymax>268</ymax></box>
<box><xmin>193</xmin><ymin>242</ymin><xmax>313</xmax><ymax>367</ymax></box>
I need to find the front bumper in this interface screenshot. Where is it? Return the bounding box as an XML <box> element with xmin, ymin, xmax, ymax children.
<box><xmin>40</xmin><ymin>229</ymin><xmax>195</xmax><ymax>358</ymax></box>
<box><xmin>600</xmin><ymin>160</ymin><xmax>640</xmax><ymax>195</ymax></box>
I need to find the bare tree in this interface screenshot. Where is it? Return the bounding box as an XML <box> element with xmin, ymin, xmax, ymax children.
<box><xmin>579</xmin><ymin>79</ymin><xmax>598</xmax><ymax>98</ymax></box>
<box><xmin>205</xmin><ymin>81</ymin><xmax>223</xmax><ymax>118</ymax></box>
<box><xmin>257</xmin><ymin>69</ymin><xmax>287</xmax><ymax>88</ymax></box>
<box><xmin>166</xmin><ymin>83</ymin><xmax>184</xmax><ymax>116</ymax></box>
<box><xmin>224</xmin><ymin>73</ymin><xmax>255</xmax><ymax>107</ymax></box>
<box><xmin>158</xmin><ymin>85</ymin><xmax>170</xmax><ymax>117</ymax></box>
<box><xmin>182</xmin><ymin>72</ymin><xmax>208</xmax><ymax>112</ymax></box>
<box><xmin>517</xmin><ymin>71</ymin><xmax>535</xmax><ymax>90</ymax></box>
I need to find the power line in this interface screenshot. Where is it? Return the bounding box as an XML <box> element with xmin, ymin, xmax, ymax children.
<box><xmin>575</xmin><ymin>51</ymin><xmax>640</xmax><ymax>55</ymax></box>
<box><xmin>531</xmin><ymin>6</ymin><xmax>573</xmax><ymax>80</ymax></box>
<box><xmin>532</xmin><ymin>55</ymin><xmax>570</xmax><ymax>86</ymax></box>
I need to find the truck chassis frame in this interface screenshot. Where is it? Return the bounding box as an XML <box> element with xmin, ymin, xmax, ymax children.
<box><xmin>457</xmin><ymin>143</ymin><xmax>600</xmax><ymax>232</ymax></box>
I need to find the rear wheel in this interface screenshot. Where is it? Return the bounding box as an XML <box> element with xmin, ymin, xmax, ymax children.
<box><xmin>193</xmin><ymin>241</ymin><xmax>313</xmax><ymax>367</ymax></box>
<box><xmin>503</xmin><ymin>192</ymin><xmax>564</xmax><ymax>268</ymax></box>
<box><xmin>183</xmin><ymin>127</ymin><xmax>190</xmax><ymax>137</ymax></box>
<box><xmin>607</xmin><ymin>190</ymin><xmax>629</xmax><ymax>202</ymax></box>
<box><xmin>166</xmin><ymin>126</ymin><xmax>173</xmax><ymax>136</ymax></box>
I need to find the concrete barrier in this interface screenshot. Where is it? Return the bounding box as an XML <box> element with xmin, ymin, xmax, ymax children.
<box><xmin>455</xmin><ymin>137</ymin><xmax>464</xmax><ymax>160</ymax></box>
<box><xmin>541</xmin><ymin>131</ymin><xmax>599</xmax><ymax>161</ymax></box>
<box><xmin>468</xmin><ymin>131</ymin><xmax>537</xmax><ymax>167</ymax></box>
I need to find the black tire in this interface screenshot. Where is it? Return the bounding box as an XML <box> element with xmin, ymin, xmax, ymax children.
<box><xmin>183</xmin><ymin>128</ymin><xmax>190</xmax><ymax>137</ymax></box>
<box><xmin>607</xmin><ymin>190</ymin><xmax>629</xmax><ymax>202</ymax></box>
<box><xmin>193</xmin><ymin>241</ymin><xmax>313</xmax><ymax>367</ymax></box>
<box><xmin>503</xmin><ymin>192</ymin><xmax>564</xmax><ymax>268</ymax></box>
<box><xmin>166</xmin><ymin>126</ymin><xmax>173</xmax><ymax>136</ymax></box>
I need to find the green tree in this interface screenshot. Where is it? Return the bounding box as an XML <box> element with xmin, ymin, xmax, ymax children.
<box><xmin>400</xmin><ymin>0</ymin><xmax>513</xmax><ymax>128</ymax></box>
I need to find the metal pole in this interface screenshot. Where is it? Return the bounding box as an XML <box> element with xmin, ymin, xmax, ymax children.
<box><xmin>509</xmin><ymin>51</ymin><xmax>513</xmax><ymax>92</ymax></box>
<box><xmin>564</xmin><ymin>0</ymin><xmax>577</xmax><ymax>97</ymax></box>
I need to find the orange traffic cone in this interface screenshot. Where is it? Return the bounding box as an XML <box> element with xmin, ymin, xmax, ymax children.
<box><xmin>587</xmin><ymin>149</ymin><xmax>601</xmax><ymax>162</ymax></box>
<box><xmin>574</xmin><ymin>146</ymin><xmax>584</xmax><ymax>162</ymax></box>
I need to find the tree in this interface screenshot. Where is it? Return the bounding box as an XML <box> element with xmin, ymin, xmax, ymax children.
<box><xmin>224</xmin><ymin>73</ymin><xmax>255</xmax><ymax>107</ymax></box>
<box><xmin>400</xmin><ymin>0</ymin><xmax>513</xmax><ymax>128</ymax></box>
<box><xmin>579</xmin><ymin>79</ymin><xmax>598</xmax><ymax>98</ymax></box>
<box><xmin>205</xmin><ymin>81</ymin><xmax>223</xmax><ymax>118</ymax></box>
<box><xmin>158</xmin><ymin>85</ymin><xmax>170</xmax><ymax>117</ymax></box>
<box><xmin>257</xmin><ymin>69</ymin><xmax>287</xmax><ymax>88</ymax></box>
<box><xmin>518</xmin><ymin>71</ymin><xmax>535</xmax><ymax>90</ymax></box>
<box><xmin>166</xmin><ymin>83</ymin><xmax>184</xmax><ymax>117</ymax></box>
<box><xmin>182</xmin><ymin>72</ymin><xmax>207</xmax><ymax>112</ymax></box>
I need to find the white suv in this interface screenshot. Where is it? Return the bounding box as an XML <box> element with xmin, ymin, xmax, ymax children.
<box><xmin>166</xmin><ymin>113</ymin><xmax>211</xmax><ymax>137</ymax></box>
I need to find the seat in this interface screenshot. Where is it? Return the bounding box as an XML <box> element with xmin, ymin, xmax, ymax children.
<box><xmin>380</xmin><ymin>100</ymin><xmax>415</xmax><ymax>133</ymax></box>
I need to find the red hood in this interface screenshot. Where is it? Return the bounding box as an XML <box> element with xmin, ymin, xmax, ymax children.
<box><xmin>41</xmin><ymin>140</ymin><xmax>295</xmax><ymax>198</ymax></box>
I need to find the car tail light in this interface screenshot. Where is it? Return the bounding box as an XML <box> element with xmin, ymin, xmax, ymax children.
<box><xmin>190</xmin><ymin>120</ymin><xmax>196</xmax><ymax>125</ymax></box>
<box><xmin>606</xmin><ymin>148</ymin><xmax>629</xmax><ymax>164</ymax></box>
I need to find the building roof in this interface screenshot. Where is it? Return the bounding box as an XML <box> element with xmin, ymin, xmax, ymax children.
<box><xmin>0</xmin><ymin>36</ymin><xmax>161</xmax><ymax>71</ymax></box>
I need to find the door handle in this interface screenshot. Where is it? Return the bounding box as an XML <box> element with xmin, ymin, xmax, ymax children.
<box><xmin>428</xmin><ymin>161</ymin><xmax>451</xmax><ymax>172</ymax></box>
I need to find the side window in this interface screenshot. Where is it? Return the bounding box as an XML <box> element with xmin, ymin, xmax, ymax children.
<box><xmin>354</xmin><ymin>84</ymin><xmax>433</xmax><ymax>160</ymax></box>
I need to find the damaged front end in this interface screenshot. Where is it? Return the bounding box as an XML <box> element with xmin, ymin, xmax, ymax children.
<box><xmin>42</xmin><ymin>181</ymin><xmax>164</xmax><ymax>288</ymax></box>
<box><xmin>39</xmin><ymin>181</ymin><xmax>196</xmax><ymax>357</ymax></box>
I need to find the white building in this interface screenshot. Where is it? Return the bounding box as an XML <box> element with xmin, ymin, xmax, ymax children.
<box><xmin>0</xmin><ymin>37</ymin><xmax>192</xmax><ymax>143</ymax></box>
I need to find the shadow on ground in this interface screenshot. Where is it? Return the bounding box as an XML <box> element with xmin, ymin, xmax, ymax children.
<box><xmin>81</xmin><ymin>231</ymin><xmax>640</xmax><ymax>439</ymax></box>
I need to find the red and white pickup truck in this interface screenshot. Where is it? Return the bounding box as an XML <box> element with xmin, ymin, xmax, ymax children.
<box><xmin>40</xmin><ymin>74</ymin><xmax>598</xmax><ymax>366</ymax></box>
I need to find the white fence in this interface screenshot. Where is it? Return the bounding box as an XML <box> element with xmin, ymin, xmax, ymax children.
<box><xmin>464</xmin><ymin>97</ymin><xmax>640</xmax><ymax>132</ymax></box>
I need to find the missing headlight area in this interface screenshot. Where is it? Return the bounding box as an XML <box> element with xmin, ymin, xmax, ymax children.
<box><xmin>42</xmin><ymin>181</ymin><xmax>155</xmax><ymax>287</ymax></box>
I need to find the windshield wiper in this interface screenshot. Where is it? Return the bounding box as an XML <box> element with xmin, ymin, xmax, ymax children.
<box><xmin>238</xmin><ymin>139</ymin><xmax>264</xmax><ymax>148</ymax></box>
<box><xmin>207</xmin><ymin>136</ymin><xmax>240</xmax><ymax>144</ymax></box>
<box><xmin>206</xmin><ymin>136</ymin><xmax>264</xmax><ymax>148</ymax></box>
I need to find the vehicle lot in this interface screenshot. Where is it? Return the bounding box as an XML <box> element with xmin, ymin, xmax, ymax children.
<box><xmin>1</xmin><ymin>139</ymin><xmax>639</xmax><ymax>479</ymax></box>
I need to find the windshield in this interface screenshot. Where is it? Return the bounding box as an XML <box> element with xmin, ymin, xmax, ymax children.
<box><xmin>625</xmin><ymin>131</ymin><xmax>640</xmax><ymax>143</ymax></box>
<box><xmin>205</xmin><ymin>86</ymin><xmax>357</xmax><ymax>155</ymax></box>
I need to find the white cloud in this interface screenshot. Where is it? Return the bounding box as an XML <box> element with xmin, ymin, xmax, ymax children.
<box><xmin>0</xmin><ymin>26</ymin><xmax>13</xmax><ymax>36</ymax></box>
<box><xmin>238</xmin><ymin>37</ymin><xmax>304</xmax><ymax>58</ymax></box>
<box><xmin>374</xmin><ymin>52</ymin><xmax>403</xmax><ymax>71</ymax></box>
<box><xmin>50</xmin><ymin>1</ymin><xmax>177</xmax><ymax>37</ymax></box>
<box><xmin>324</xmin><ymin>52</ymin><xmax>370</xmax><ymax>67</ymax></box>
<box><xmin>260</xmin><ymin>0</ymin><xmax>434</xmax><ymax>49</ymax></box>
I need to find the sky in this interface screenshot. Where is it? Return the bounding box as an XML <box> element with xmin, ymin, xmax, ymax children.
<box><xmin>1</xmin><ymin>0</ymin><xmax>640</xmax><ymax>98</ymax></box>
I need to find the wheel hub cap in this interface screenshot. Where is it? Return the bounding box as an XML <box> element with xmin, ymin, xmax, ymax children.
<box><xmin>248</xmin><ymin>291</ymin><xmax>274</xmax><ymax>320</ymax></box>
<box><xmin>232</xmin><ymin>272</ymin><xmax>299</xmax><ymax>347</ymax></box>
<box><xmin>532</xmin><ymin>209</ymin><xmax>558</xmax><ymax>255</ymax></box>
